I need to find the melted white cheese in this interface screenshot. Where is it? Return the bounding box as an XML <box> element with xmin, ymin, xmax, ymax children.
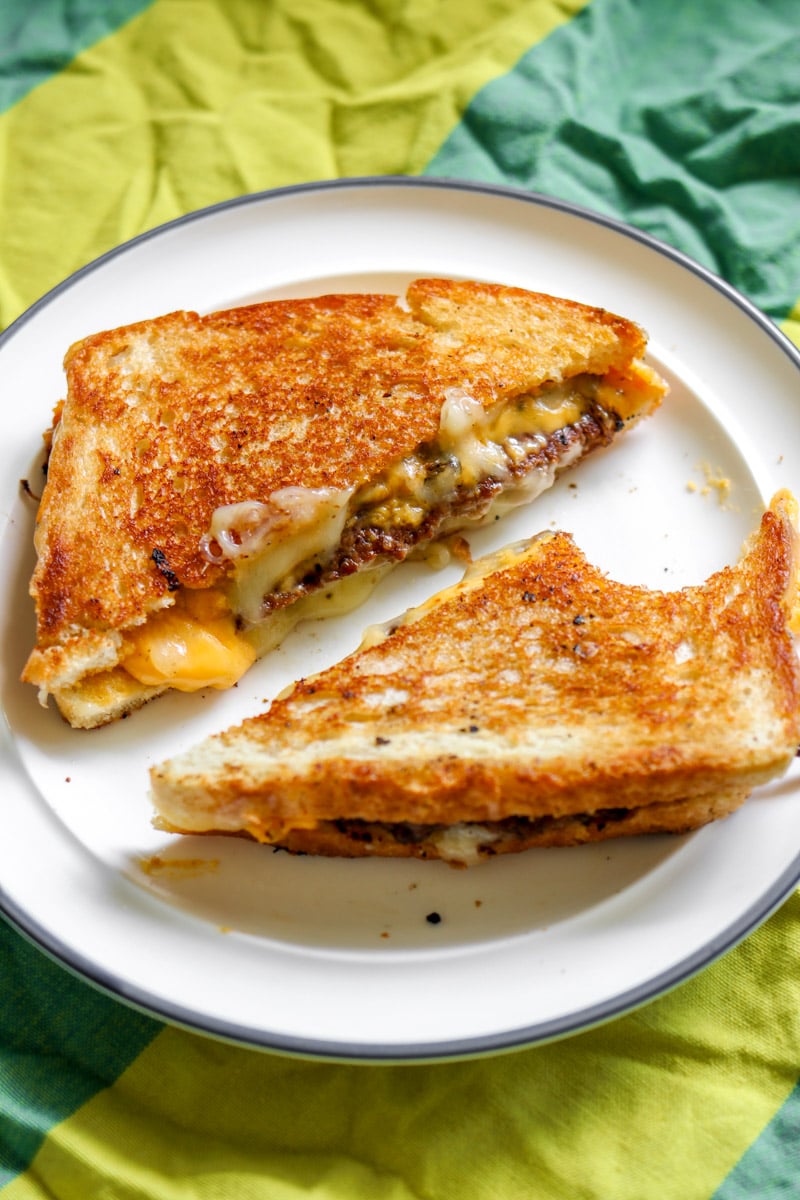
<box><xmin>209</xmin><ymin>487</ymin><xmax>353</xmax><ymax>625</ymax></box>
<box><xmin>429</xmin><ymin>823</ymin><xmax>501</xmax><ymax>865</ymax></box>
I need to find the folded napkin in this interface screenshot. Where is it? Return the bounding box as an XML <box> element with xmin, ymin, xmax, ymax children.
<box><xmin>1</xmin><ymin>1</ymin><xmax>799</xmax><ymax>1196</ymax></box>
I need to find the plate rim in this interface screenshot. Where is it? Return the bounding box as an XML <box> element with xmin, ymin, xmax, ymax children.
<box><xmin>3</xmin><ymin>851</ymin><xmax>800</xmax><ymax>1062</ymax></box>
<box><xmin>2</xmin><ymin>174</ymin><xmax>800</xmax><ymax>1062</ymax></box>
<box><xmin>3</xmin><ymin>174</ymin><xmax>799</xmax><ymax>373</ymax></box>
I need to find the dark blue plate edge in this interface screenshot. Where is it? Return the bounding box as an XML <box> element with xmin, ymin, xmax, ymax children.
<box><xmin>3</xmin><ymin>174</ymin><xmax>799</xmax><ymax>371</ymax></box>
<box><xmin>3</xmin><ymin>857</ymin><xmax>799</xmax><ymax>1064</ymax></box>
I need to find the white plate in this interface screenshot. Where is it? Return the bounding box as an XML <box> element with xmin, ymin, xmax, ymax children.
<box><xmin>2</xmin><ymin>178</ymin><xmax>800</xmax><ymax>1061</ymax></box>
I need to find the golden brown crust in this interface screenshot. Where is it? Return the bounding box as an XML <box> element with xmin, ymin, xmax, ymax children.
<box><xmin>150</xmin><ymin>492</ymin><xmax>800</xmax><ymax>855</ymax></box>
<box><xmin>407</xmin><ymin>278</ymin><xmax>645</xmax><ymax>368</ymax></box>
<box><xmin>23</xmin><ymin>278</ymin><xmax>661</xmax><ymax>714</ymax></box>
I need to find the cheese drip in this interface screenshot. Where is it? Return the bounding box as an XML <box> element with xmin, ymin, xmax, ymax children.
<box><xmin>122</xmin><ymin>590</ymin><xmax>256</xmax><ymax>691</ymax></box>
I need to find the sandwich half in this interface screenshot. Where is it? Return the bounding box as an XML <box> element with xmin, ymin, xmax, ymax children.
<box><xmin>150</xmin><ymin>492</ymin><xmax>800</xmax><ymax>866</ymax></box>
<box><xmin>22</xmin><ymin>277</ymin><xmax>666</xmax><ymax>728</ymax></box>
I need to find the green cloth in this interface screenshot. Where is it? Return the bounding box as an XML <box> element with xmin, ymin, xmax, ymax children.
<box><xmin>2</xmin><ymin>0</ymin><xmax>800</xmax><ymax>1195</ymax></box>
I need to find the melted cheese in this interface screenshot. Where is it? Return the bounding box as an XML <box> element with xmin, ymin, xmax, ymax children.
<box><xmin>355</xmin><ymin>374</ymin><xmax>602</xmax><ymax>529</ymax></box>
<box><xmin>204</xmin><ymin>487</ymin><xmax>353</xmax><ymax>625</ymax></box>
<box><xmin>438</xmin><ymin>382</ymin><xmax>584</xmax><ymax>485</ymax></box>
<box><xmin>428</xmin><ymin>823</ymin><xmax>501</xmax><ymax>866</ymax></box>
<box><xmin>121</xmin><ymin>565</ymin><xmax>392</xmax><ymax>693</ymax></box>
<box><xmin>122</xmin><ymin>590</ymin><xmax>256</xmax><ymax>691</ymax></box>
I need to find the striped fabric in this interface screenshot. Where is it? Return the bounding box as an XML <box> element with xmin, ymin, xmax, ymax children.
<box><xmin>1</xmin><ymin>1</ymin><xmax>799</xmax><ymax>1195</ymax></box>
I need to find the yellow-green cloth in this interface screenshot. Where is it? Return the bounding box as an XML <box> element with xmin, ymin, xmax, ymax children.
<box><xmin>2</xmin><ymin>1</ymin><xmax>800</xmax><ymax>1196</ymax></box>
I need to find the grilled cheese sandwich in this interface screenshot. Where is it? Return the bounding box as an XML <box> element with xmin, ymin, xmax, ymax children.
<box><xmin>150</xmin><ymin>492</ymin><xmax>800</xmax><ymax>865</ymax></box>
<box><xmin>22</xmin><ymin>278</ymin><xmax>666</xmax><ymax>728</ymax></box>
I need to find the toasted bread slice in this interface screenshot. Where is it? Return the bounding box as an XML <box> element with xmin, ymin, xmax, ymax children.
<box><xmin>23</xmin><ymin>278</ymin><xmax>665</xmax><ymax>728</ymax></box>
<box><xmin>150</xmin><ymin>493</ymin><xmax>800</xmax><ymax>865</ymax></box>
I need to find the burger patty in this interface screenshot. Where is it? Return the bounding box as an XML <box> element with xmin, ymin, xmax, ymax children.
<box><xmin>262</xmin><ymin>401</ymin><xmax>622</xmax><ymax>614</ymax></box>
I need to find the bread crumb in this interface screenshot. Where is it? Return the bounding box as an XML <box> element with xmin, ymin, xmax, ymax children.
<box><xmin>689</xmin><ymin>463</ymin><xmax>732</xmax><ymax>506</ymax></box>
